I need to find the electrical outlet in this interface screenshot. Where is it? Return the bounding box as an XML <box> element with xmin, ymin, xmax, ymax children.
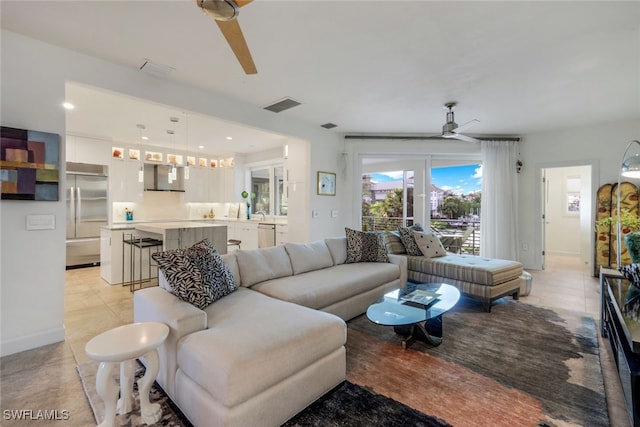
<box><xmin>312</xmin><ymin>210</ymin><xmax>319</xmax><ymax>218</ymax></box>
<box><xmin>522</xmin><ymin>243</ymin><xmax>529</xmax><ymax>251</ymax></box>
<box><xmin>331</xmin><ymin>210</ymin><xmax>338</xmax><ymax>218</ymax></box>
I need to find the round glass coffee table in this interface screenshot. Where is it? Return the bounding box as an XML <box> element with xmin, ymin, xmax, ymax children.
<box><xmin>367</xmin><ymin>283</ymin><xmax>460</xmax><ymax>349</ymax></box>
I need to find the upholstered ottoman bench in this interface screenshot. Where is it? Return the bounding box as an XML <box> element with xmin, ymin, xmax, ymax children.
<box><xmin>405</xmin><ymin>254</ymin><xmax>523</xmax><ymax>312</ymax></box>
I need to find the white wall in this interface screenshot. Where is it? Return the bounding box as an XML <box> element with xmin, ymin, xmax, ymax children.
<box><xmin>518</xmin><ymin>118</ymin><xmax>640</xmax><ymax>270</ymax></box>
<box><xmin>1</xmin><ymin>30</ymin><xmax>345</xmax><ymax>356</ymax></box>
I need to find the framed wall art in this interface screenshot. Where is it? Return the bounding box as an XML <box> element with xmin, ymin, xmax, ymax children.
<box><xmin>317</xmin><ymin>171</ymin><xmax>336</xmax><ymax>196</ymax></box>
<box><xmin>1</xmin><ymin>126</ymin><xmax>60</xmax><ymax>201</ymax></box>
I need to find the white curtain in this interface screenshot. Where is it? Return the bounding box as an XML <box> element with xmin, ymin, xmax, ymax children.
<box><xmin>480</xmin><ymin>140</ymin><xmax>519</xmax><ymax>260</ymax></box>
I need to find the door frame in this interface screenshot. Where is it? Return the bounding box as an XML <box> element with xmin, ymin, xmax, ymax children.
<box><xmin>534</xmin><ymin>159</ymin><xmax>599</xmax><ymax>272</ymax></box>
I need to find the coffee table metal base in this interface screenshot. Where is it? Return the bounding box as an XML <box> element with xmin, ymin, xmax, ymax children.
<box><xmin>393</xmin><ymin>315</ymin><xmax>443</xmax><ymax>349</ymax></box>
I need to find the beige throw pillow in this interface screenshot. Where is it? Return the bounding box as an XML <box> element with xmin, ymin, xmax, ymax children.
<box><xmin>413</xmin><ymin>230</ymin><xmax>447</xmax><ymax>258</ymax></box>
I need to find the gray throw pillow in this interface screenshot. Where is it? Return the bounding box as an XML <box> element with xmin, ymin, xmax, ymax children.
<box><xmin>383</xmin><ymin>231</ymin><xmax>406</xmax><ymax>255</ymax></box>
<box><xmin>345</xmin><ymin>228</ymin><xmax>389</xmax><ymax>263</ymax></box>
<box><xmin>152</xmin><ymin>239</ymin><xmax>237</xmax><ymax>309</ymax></box>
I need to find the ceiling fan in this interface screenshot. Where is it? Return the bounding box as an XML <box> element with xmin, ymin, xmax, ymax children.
<box><xmin>427</xmin><ymin>102</ymin><xmax>480</xmax><ymax>143</ymax></box>
<box><xmin>196</xmin><ymin>0</ymin><xmax>257</xmax><ymax>75</ymax></box>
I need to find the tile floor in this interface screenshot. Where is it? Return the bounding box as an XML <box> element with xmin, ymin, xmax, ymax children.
<box><xmin>0</xmin><ymin>255</ymin><xmax>632</xmax><ymax>426</ymax></box>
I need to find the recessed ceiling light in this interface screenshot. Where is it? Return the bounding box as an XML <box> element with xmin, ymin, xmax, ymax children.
<box><xmin>198</xmin><ymin>145</ymin><xmax>205</xmax><ymax>149</ymax></box>
<box><xmin>226</xmin><ymin>136</ymin><xmax>233</xmax><ymax>140</ymax></box>
<box><xmin>141</xmin><ymin>136</ymin><xmax>149</xmax><ymax>140</ymax></box>
<box><xmin>63</xmin><ymin>102</ymin><xmax>75</xmax><ymax>110</ymax></box>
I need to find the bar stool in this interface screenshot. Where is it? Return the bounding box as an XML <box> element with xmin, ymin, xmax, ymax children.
<box><xmin>227</xmin><ymin>239</ymin><xmax>242</xmax><ymax>251</ymax></box>
<box><xmin>122</xmin><ymin>234</ymin><xmax>164</xmax><ymax>292</ymax></box>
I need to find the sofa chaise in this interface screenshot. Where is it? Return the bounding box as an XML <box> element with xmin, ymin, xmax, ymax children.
<box><xmin>385</xmin><ymin>228</ymin><xmax>523</xmax><ymax>312</ymax></box>
<box><xmin>134</xmin><ymin>236</ymin><xmax>406</xmax><ymax>427</ymax></box>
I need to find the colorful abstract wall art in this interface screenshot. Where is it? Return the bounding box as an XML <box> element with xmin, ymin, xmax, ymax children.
<box><xmin>0</xmin><ymin>126</ymin><xmax>60</xmax><ymax>201</ymax></box>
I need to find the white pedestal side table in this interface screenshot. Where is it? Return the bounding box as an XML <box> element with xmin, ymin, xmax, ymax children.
<box><xmin>85</xmin><ymin>322</ymin><xmax>169</xmax><ymax>427</ymax></box>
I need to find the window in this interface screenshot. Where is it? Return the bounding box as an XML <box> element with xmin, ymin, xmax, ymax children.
<box><xmin>249</xmin><ymin>165</ymin><xmax>286</xmax><ymax>216</ymax></box>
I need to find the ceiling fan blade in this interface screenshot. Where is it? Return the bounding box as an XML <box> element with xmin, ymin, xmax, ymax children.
<box><xmin>453</xmin><ymin>133</ymin><xmax>480</xmax><ymax>143</ymax></box>
<box><xmin>453</xmin><ymin>119</ymin><xmax>480</xmax><ymax>134</ymax></box>
<box><xmin>216</xmin><ymin>19</ymin><xmax>257</xmax><ymax>74</ymax></box>
<box><xmin>235</xmin><ymin>0</ymin><xmax>254</xmax><ymax>7</ymax></box>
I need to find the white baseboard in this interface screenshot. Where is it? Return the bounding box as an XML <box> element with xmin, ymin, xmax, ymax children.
<box><xmin>1</xmin><ymin>326</ymin><xmax>65</xmax><ymax>357</ymax></box>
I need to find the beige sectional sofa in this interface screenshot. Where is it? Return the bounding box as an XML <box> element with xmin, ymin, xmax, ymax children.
<box><xmin>134</xmin><ymin>236</ymin><xmax>406</xmax><ymax>427</ymax></box>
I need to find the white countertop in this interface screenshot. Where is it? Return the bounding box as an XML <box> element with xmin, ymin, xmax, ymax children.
<box><xmin>135</xmin><ymin>222</ymin><xmax>227</xmax><ymax>234</ymax></box>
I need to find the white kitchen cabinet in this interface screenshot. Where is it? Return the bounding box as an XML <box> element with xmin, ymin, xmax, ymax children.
<box><xmin>110</xmin><ymin>159</ymin><xmax>144</xmax><ymax>202</ymax></box>
<box><xmin>229</xmin><ymin>221</ymin><xmax>258</xmax><ymax>250</ymax></box>
<box><xmin>184</xmin><ymin>167</ymin><xmax>219</xmax><ymax>202</ymax></box>
<box><xmin>218</xmin><ymin>167</ymin><xmax>237</xmax><ymax>202</ymax></box>
<box><xmin>275</xmin><ymin>224</ymin><xmax>288</xmax><ymax>246</ymax></box>
<box><xmin>66</xmin><ymin>135</ymin><xmax>111</xmax><ymax>164</ymax></box>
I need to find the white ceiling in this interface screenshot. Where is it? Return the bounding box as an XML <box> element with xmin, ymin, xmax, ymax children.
<box><xmin>2</xmin><ymin>1</ymin><xmax>639</xmax><ymax>153</ymax></box>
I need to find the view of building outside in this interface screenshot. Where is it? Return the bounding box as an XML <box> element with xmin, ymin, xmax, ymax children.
<box><xmin>362</xmin><ymin>163</ymin><xmax>482</xmax><ymax>253</ymax></box>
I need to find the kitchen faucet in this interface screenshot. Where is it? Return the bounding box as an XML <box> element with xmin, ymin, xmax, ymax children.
<box><xmin>255</xmin><ymin>210</ymin><xmax>267</xmax><ymax>221</ymax></box>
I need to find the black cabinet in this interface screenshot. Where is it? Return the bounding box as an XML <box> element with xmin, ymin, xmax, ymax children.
<box><xmin>601</xmin><ymin>268</ymin><xmax>640</xmax><ymax>427</ymax></box>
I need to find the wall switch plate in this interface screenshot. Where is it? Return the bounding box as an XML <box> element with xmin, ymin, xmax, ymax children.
<box><xmin>26</xmin><ymin>214</ymin><xmax>55</xmax><ymax>230</ymax></box>
<box><xmin>331</xmin><ymin>210</ymin><xmax>338</xmax><ymax>217</ymax></box>
<box><xmin>312</xmin><ymin>210</ymin><xmax>319</xmax><ymax>218</ymax></box>
<box><xmin>522</xmin><ymin>243</ymin><xmax>529</xmax><ymax>251</ymax></box>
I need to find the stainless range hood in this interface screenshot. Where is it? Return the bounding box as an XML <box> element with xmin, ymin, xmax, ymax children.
<box><xmin>144</xmin><ymin>164</ymin><xmax>185</xmax><ymax>192</ymax></box>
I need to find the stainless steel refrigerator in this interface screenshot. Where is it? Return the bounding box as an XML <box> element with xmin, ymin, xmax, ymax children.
<box><xmin>66</xmin><ymin>162</ymin><xmax>108</xmax><ymax>268</ymax></box>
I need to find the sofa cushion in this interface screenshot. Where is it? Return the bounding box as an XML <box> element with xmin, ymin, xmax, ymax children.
<box><xmin>235</xmin><ymin>245</ymin><xmax>293</xmax><ymax>287</ymax></box>
<box><xmin>152</xmin><ymin>239</ymin><xmax>237</xmax><ymax>309</ymax></box>
<box><xmin>344</xmin><ymin>228</ymin><xmax>389</xmax><ymax>263</ymax></box>
<box><xmin>324</xmin><ymin>237</ymin><xmax>348</xmax><ymax>265</ymax></box>
<box><xmin>398</xmin><ymin>225</ymin><xmax>425</xmax><ymax>256</ymax></box>
<box><xmin>407</xmin><ymin>253</ymin><xmax>523</xmax><ymax>286</ymax></box>
<box><xmin>221</xmin><ymin>252</ymin><xmax>241</xmax><ymax>285</ymax></box>
<box><xmin>285</xmin><ymin>241</ymin><xmax>334</xmax><ymax>275</ymax></box>
<box><xmin>250</xmin><ymin>262</ymin><xmax>400</xmax><ymax>310</ymax></box>
<box><xmin>413</xmin><ymin>230</ymin><xmax>447</xmax><ymax>258</ymax></box>
<box><xmin>178</xmin><ymin>288</ymin><xmax>346</xmax><ymax>407</ymax></box>
<box><xmin>383</xmin><ymin>231</ymin><xmax>406</xmax><ymax>254</ymax></box>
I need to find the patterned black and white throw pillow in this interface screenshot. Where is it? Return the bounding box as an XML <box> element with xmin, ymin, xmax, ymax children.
<box><xmin>152</xmin><ymin>239</ymin><xmax>237</xmax><ymax>309</ymax></box>
<box><xmin>397</xmin><ymin>224</ymin><xmax>425</xmax><ymax>256</ymax></box>
<box><xmin>345</xmin><ymin>228</ymin><xmax>389</xmax><ymax>263</ymax></box>
<box><xmin>619</xmin><ymin>263</ymin><xmax>640</xmax><ymax>288</ymax></box>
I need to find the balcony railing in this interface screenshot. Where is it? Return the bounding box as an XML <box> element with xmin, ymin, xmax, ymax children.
<box><xmin>362</xmin><ymin>216</ymin><xmax>480</xmax><ymax>255</ymax></box>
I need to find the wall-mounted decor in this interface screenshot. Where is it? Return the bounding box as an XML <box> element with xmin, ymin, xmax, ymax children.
<box><xmin>167</xmin><ymin>154</ymin><xmax>183</xmax><ymax>165</ymax></box>
<box><xmin>210</xmin><ymin>159</ymin><xmax>218</xmax><ymax>168</ymax></box>
<box><xmin>112</xmin><ymin>147</ymin><xmax>124</xmax><ymax>159</ymax></box>
<box><xmin>145</xmin><ymin>151</ymin><xmax>163</xmax><ymax>162</ymax></box>
<box><xmin>187</xmin><ymin>156</ymin><xmax>196</xmax><ymax>166</ymax></box>
<box><xmin>198</xmin><ymin>158</ymin><xmax>207</xmax><ymax>167</ymax></box>
<box><xmin>1</xmin><ymin>126</ymin><xmax>60</xmax><ymax>201</ymax></box>
<box><xmin>128</xmin><ymin>149</ymin><xmax>140</xmax><ymax>160</ymax></box>
<box><xmin>317</xmin><ymin>171</ymin><xmax>336</xmax><ymax>196</ymax></box>
<box><xmin>566</xmin><ymin>192</ymin><xmax>580</xmax><ymax>214</ymax></box>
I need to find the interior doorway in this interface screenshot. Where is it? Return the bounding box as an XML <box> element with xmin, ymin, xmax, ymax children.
<box><xmin>541</xmin><ymin>164</ymin><xmax>593</xmax><ymax>271</ymax></box>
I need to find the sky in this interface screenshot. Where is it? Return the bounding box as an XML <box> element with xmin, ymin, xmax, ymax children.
<box><xmin>370</xmin><ymin>164</ymin><xmax>482</xmax><ymax>195</ymax></box>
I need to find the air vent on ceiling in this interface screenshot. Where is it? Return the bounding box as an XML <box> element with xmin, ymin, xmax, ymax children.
<box><xmin>263</xmin><ymin>97</ymin><xmax>302</xmax><ymax>113</ymax></box>
<box><xmin>321</xmin><ymin>123</ymin><xmax>338</xmax><ymax>129</ymax></box>
<box><xmin>139</xmin><ymin>59</ymin><xmax>175</xmax><ymax>78</ymax></box>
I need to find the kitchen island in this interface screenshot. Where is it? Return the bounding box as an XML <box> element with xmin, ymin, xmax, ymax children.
<box><xmin>135</xmin><ymin>222</ymin><xmax>227</xmax><ymax>253</ymax></box>
<box><xmin>100</xmin><ymin>221</ymin><xmax>227</xmax><ymax>285</ymax></box>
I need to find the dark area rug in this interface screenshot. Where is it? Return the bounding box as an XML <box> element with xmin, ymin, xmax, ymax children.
<box><xmin>77</xmin><ymin>362</ymin><xmax>446</xmax><ymax>426</ymax></box>
<box><xmin>347</xmin><ymin>297</ymin><xmax>609</xmax><ymax>427</ymax></box>
<box><xmin>284</xmin><ymin>381</ymin><xmax>451</xmax><ymax>427</ymax></box>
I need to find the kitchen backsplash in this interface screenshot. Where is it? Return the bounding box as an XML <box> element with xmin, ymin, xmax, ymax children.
<box><xmin>112</xmin><ymin>192</ymin><xmax>243</xmax><ymax>223</ymax></box>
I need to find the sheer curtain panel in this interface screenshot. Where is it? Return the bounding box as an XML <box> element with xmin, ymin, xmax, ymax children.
<box><xmin>480</xmin><ymin>140</ymin><xmax>519</xmax><ymax>260</ymax></box>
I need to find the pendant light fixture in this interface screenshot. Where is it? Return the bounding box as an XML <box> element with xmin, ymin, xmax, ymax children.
<box><xmin>136</xmin><ymin>124</ymin><xmax>146</xmax><ymax>183</ymax></box>
<box><xmin>167</xmin><ymin>129</ymin><xmax>175</xmax><ymax>184</ymax></box>
<box><xmin>184</xmin><ymin>112</ymin><xmax>190</xmax><ymax>180</ymax></box>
